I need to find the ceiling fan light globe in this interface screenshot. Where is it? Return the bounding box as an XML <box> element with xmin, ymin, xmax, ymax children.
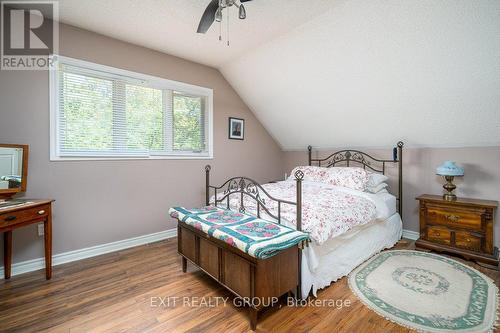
<box><xmin>215</xmin><ymin>7</ymin><xmax>223</xmax><ymax>22</ymax></box>
<box><xmin>239</xmin><ymin>4</ymin><xmax>246</xmax><ymax>19</ymax></box>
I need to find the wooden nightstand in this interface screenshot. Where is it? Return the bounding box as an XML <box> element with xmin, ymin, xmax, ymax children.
<box><xmin>415</xmin><ymin>194</ymin><xmax>498</xmax><ymax>269</ymax></box>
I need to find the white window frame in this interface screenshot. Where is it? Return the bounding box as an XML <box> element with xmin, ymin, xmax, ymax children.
<box><xmin>49</xmin><ymin>55</ymin><xmax>214</xmax><ymax>161</ymax></box>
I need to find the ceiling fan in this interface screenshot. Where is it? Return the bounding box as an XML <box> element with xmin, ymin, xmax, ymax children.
<box><xmin>197</xmin><ymin>0</ymin><xmax>252</xmax><ymax>34</ymax></box>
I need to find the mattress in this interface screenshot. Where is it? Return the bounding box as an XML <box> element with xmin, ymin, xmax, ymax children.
<box><xmin>300</xmin><ymin>212</ymin><xmax>402</xmax><ymax>298</ymax></box>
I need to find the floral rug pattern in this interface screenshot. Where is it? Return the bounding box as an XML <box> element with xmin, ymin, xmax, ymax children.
<box><xmin>348</xmin><ymin>250</ymin><xmax>498</xmax><ymax>332</ymax></box>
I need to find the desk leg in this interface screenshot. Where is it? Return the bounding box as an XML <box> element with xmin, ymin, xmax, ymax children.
<box><xmin>44</xmin><ymin>215</ymin><xmax>52</xmax><ymax>280</ymax></box>
<box><xmin>4</xmin><ymin>231</ymin><xmax>12</xmax><ymax>279</ymax></box>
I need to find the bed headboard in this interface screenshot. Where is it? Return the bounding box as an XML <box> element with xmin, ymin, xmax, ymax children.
<box><xmin>307</xmin><ymin>141</ymin><xmax>404</xmax><ymax>214</ymax></box>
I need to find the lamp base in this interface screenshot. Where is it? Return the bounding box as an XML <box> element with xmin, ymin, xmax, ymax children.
<box><xmin>443</xmin><ymin>193</ymin><xmax>457</xmax><ymax>201</ymax></box>
<box><xmin>443</xmin><ymin>175</ymin><xmax>457</xmax><ymax>201</ymax></box>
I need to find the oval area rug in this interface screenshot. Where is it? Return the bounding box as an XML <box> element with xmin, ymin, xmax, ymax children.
<box><xmin>348</xmin><ymin>250</ymin><xmax>498</xmax><ymax>333</ymax></box>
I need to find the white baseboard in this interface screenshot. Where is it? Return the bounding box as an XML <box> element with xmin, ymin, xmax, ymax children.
<box><xmin>1</xmin><ymin>228</ymin><xmax>419</xmax><ymax>278</ymax></box>
<box><xmin>0</xmin><ymin>228</ymin><xmax>177</xmax><ymax>279</ymax></box>
<box><xmin>402</xmin><ymin>229</ymin><xmax>420</xmax><ymax>240</ymax></box>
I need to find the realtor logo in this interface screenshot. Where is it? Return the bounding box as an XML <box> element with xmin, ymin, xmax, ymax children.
<box><xmin>1</xmin><ymin>0</ymin><xmax>58</xmax><ymax>70</ymax></box>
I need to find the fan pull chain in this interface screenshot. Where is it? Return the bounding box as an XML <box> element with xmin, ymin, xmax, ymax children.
<box><xmin>227</xmin><ymin>6</ymin><xmax>230</xmax><ymax>46</ymax></box>
<box><xmin>218</xmin><ymin>0</ymin><xmax>222</xmax><ymax>41</ymax></box>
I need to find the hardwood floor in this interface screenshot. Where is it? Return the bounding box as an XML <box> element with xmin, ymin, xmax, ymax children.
<box><xmin>1</xmin><ymin>238</ymin><xmax>499</xmax><ymax>333</ymax></box>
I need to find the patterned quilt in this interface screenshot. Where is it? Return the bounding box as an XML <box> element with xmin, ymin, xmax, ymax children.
<box><xmin>212</xmin><ymin>180</ymin><xmax>378</xmax><ymax>245</ymax></box>
<box><xmin>169</xmin><ymin>206</ymin><xmax>309</xmax><ymax>259</ymax></box>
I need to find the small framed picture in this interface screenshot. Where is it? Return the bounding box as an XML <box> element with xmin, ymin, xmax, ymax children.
<box><xmin>228</xmin><ymin>117</ymin><xmax>244</xmax><ymax>140</ymax></box>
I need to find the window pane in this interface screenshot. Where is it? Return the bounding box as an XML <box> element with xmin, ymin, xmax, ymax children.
<box><xmin>173</xmin><ymin>93</ymin><xmax>204</xmax><ymax>152</ymax></box>
<box><xmin>125</xmin><ymin>85</ymin><xmax>164</xmax><ymax>151</ymax></box>
<box><xmin>61</xmin><ymin>72</ymin><xmax>113</xmax><ymax>152</ymax></box>
<box><xmin>53</xmin><ymin>58</ymin><xmax>212</xmax><ymax>159</ymax></box>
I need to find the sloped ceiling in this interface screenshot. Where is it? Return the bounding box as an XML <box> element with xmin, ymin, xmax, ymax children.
<box><xmin>56</xmin><ymin>0</ymin><xmax>335</xmax><ymax>67</ymax></box>
<box><xmin>57</xmin><ymin>0</ymin><xmax>500</xmax><ymax>149</ymax></box>
<box><xmin>221</xmin><ymin>0</ymin><xmax>500</xmax><ymax>149</ymax></box>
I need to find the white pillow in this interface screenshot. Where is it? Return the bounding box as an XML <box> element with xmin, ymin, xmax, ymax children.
<box><xmin>367</xmin><ymin>173</ymin><xmax>389</xmax><ymax>187</ymax></box>
<box><xmin>366</xmin><ymin>182</ymin><xmax>389</xmax><ymax>193</ymax></box>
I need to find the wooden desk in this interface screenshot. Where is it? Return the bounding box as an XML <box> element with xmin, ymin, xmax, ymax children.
<box><xmin>0</xmin><ymin>200</ymin><xmax>54</xmax><ymax>279</ymax></box>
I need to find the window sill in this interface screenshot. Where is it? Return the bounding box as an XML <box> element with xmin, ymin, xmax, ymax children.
<box><xmin>49</xmin><ymin>155</ymin><xmax>214</xmax><ymax>162</ymax></box>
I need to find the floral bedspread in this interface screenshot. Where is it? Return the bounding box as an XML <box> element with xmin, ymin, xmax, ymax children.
<box><xmin>213</xmin><ymin>181</ymin><xmax>377</xmax><ymax>245</ymax></box>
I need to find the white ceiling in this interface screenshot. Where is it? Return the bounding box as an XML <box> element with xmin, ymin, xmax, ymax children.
<box><xmin>56</xmin><ymin>0</ymin><xmax>500</xmax><ymax>150</ymax></box>
<box><xmin>221</xmin><ymin>0</ymin><xmax>500</xmax><ymax>149</ymax></box>
<box><xmin>56</xmin><ymin>0</ymin><xmax>336</xmax><ymax>68</ymax></box>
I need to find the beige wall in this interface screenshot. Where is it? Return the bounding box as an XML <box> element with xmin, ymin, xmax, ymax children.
<box><xmin>2</xmin><ymin>23</ymin><xmax>499</xmax><ymax>267</ymax></box>
<box><xmin>284</xmin><ymin>146</ymin><xmax>500</xmax><ymax>246</ymax></box>
<box><xmin>0</xmin><ymin>24</ymin><xmax>284</xmax><ymax>263</ymax></box>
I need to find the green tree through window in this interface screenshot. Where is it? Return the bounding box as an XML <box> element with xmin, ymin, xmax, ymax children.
<box><xmin>126</xmin><ymin>85</ymin><xmax>164</xmax><ymax>151</ymax></box>
<box><xmin>54</xmin><ymin>59</ymin><xmax>211</xmax><ymax>159</ymax></box>
<box><xmin>173</xmin><ymin>93</ymin><xmax>204</xmax><ymax>152</ymax></box>
<box><xmin>61</xmin><ymin>72</ymin><xmax>113</xmax><ymax>151</ymax></box>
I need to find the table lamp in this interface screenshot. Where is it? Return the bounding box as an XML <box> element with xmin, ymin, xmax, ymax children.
<box><xmin>436</xmin><ymin>161</ymin><xmax>464</xmax><ymax>201</ymax></box>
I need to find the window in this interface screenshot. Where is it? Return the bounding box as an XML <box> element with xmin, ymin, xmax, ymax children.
<box><xmin>50</xmin><ymin>56</ymin><xmax>213</xmax><ymax>160</ymax></box>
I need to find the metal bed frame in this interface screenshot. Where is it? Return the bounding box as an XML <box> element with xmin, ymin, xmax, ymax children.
<box><xmin>204</xmin><ymin>141</ymin><xmax>404</xmax><ymax>298</ymax></box>
<box><xmin>307</xmin><ymin>141</ymin><xmax>404</xmax><ymax>214</ymax></box>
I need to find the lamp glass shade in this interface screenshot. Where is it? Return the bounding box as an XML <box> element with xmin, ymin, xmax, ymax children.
<box><xmin>215</xmin><ymin>7</ymin><xmax>222</xmax><ymax>22</ymax></box>
<box><xmin>436</xmin><ymin>161</ymin><xmax>464</xmax><ymax>176</ymax></box>
<box><xmin>239</xmin><ymin>4</ymin><xmax>246</xmax><ymax>19</ymax></box>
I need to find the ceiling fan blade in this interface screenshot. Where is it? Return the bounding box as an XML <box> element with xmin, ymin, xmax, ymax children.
<box><xmin>240</xmin><ymin>0</ymin><xmax>253</xmax><ymax>2</ymax></box>
<box><xmin>197</xmin><ymin>0</ymin><xmax>219</xmax><ymax>34</ymax></box>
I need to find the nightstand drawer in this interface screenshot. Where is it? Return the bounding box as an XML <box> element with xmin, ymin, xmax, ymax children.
<box><xmin>426</xmin><ymin>206</ymin><xmax>481</xmax><ymax>230</ymax></box>
<box><xmin>0</xmin><ymin>204</ymin><xmax>49</xmax><ymax>228</ymax></box>
<box><xmin>426</xmin><ymin>226</ymin><xmax>451</xmax><ymax>245</ymax></box>
<box><xmin>455</xmin><ymin>231</ymin><xmax>481</xmax><ymax>252</ymax></box>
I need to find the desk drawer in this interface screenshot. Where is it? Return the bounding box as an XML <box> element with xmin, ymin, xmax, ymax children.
<box><xmin>0</xmin><ymin>205</ymin><xmax>49</xmax><ymax>228</ymax></box>
<box><xmin>426</xmin><ymin>206</ymin><xmax>482</xmax><ymax>230</ymax></box>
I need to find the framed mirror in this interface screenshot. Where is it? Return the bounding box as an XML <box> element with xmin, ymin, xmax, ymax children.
<box><xmin>0</xmin><ymin>144</ymin><xmax>29</xmax><ymax>199</ymax></box>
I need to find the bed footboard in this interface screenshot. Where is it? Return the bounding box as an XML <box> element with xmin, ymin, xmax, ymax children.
<box><xmin>204</xmin><ymin>165</ymin><xmax>304</xmax><ymax>232</ymax></box>
<box><xmin>204</xmin><ymin>165</ymin><xmax>305</xmax><ymax>298</ymax></box>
